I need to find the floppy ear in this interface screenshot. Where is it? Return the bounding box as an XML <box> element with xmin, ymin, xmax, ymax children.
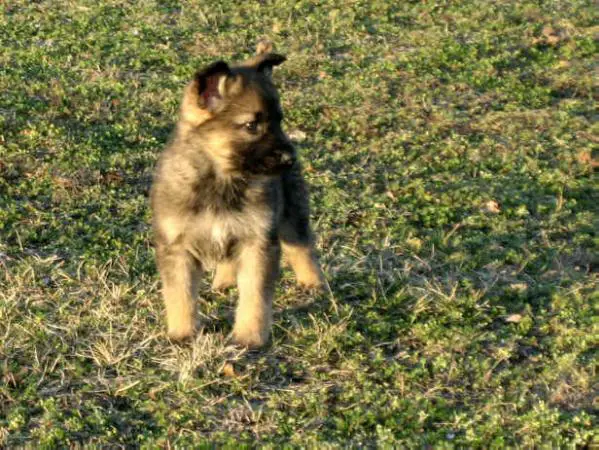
<box><xmin>256</xmin><ymin>39</ymin><xmax>273</xmax><ymax>55</ymax></box>
<box><xmin>240</xmin><ymin>39</ymin><xmax>286</xmax><ymax>76</ymax></box>
<box><xmin>255</xmin><ymin>53</ymin><xmax>286</xmax><ymax>75</ymax></box>
<box><xmin>180</xmin><ymin>61</ymin><xmax>242</xmax><ymax>126</ymax></box>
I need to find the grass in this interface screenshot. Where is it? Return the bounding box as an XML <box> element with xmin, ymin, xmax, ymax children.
<box><xmin>0</xmin><ymin>0</ymin><xmax>597</xmax><ymax>447</ymax></box>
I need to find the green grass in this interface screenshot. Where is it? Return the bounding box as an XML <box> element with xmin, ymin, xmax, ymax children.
<box><xmin>1</xmin><ymin>0</ymin><xmax>597</xmax><ymax>447</ymax></box>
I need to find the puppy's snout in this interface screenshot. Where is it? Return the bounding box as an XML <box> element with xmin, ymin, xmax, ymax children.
<box><xmin>275</xmin><ymin>138</ymin><xmax>296</xmax><ymax>167</ymax></box>
<box><xmin>279</xmin><ymin>152</ymin><xmax>294</xmax><ymax>165</ymax></box>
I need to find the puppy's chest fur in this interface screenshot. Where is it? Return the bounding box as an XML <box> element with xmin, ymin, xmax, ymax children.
<box><xmin>187</xmin><ymin>205</ymin><xmax>272</xmax><ymax>267</ymax></box>
<box><xmin>154</xmin><ymin>170</ymin><xmax>279</xmax><ymax>268</ymax></box>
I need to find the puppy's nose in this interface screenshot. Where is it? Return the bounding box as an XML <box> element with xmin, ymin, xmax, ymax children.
<box><xmin>279</xmin><ymin>152</ymin><xmax>294</xmax><ymax>165</ymax></box>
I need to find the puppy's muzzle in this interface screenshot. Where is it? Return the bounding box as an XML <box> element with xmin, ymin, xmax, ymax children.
<box><xmin>243</xmin><ymin>136</ymin><xmax>296</xmax><ymax>175</ymax></box>
<box><xmin>275</xmin><ymin>146</ymin><xmax>296</xmax><ymax>169</ymax></box>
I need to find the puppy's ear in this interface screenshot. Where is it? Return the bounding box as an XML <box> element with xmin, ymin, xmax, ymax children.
<box><xmin>255</xmin><ymin>39</ymin><xmax>273</xmax><ymax>55</ymax></box>
<box><xmin>240</xmin><ymin>39</ymin><xmax>286</xmax><ymax>77</ymax></box>
<box><xmin>255</xmin><ymin>53</ymin><xmax>286</xmax><ymax>75</ymax></box>
<box><xmin>180</xmin><ymin>61</ymin><xmax>242</xmax><ymax>126</ymax></box>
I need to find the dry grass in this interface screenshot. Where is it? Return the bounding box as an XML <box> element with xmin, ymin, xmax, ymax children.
<box><xmin>1</xmin><ymin>0</ymin><xmax>597</xmax><ymax>446</ymax></box>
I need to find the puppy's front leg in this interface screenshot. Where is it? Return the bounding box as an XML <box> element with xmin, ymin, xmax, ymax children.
<box><xmin>232</xmin><ymin>241</ymin><xmax>280</xmax><ymax>348</ymax></box>
<box><xmin>280</xmin><ymin>163</ymin><xmax>324</xmax><ymax>290</ymax></box>
<box><xmin>156</xmin><ymin>244</ymin><xmax>201</xmax><ymax>340</ymax></box>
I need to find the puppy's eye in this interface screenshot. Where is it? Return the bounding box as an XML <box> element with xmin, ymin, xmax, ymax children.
<box><xmin>244</xmin><ymin>121</ymin><xmax>259</xmax><ymax>133</ymax></box>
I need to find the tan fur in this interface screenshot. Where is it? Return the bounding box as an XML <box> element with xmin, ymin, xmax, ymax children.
<box><xmin>218</xmin><ymin>74</ymin><xmax>243</xmax><ymax>98</ymax></box>
<box><xmin>201</xmin><ymin>131</ymin><xmax>239</xmax><ymax>176</ymax></box>
<box><xmin>232</xmin><ymin>242</ymin><xmax>279</xmax><ymax>347</ymax></box>
<box><xmin>212</xmin><ymin>260</ymin><xmax>237</xmax><ymax>290</ymax></box>
<box><xmin>159</xmin><ymin>247</ymin><xmax>201</xmax><ymax>340</ymax></box>
<box><xmin>157</xmin><ymin>215</ymin><xmax>186</xmax><ymax>245</ymax></box>
<box><xmin>180</xmin><ymin>80</ymin><xmax>213</xmax><ymax>127</ymax></box>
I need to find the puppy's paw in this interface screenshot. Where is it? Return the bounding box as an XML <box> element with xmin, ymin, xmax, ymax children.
<box><xmin>167</xmin><ymin>320</ymin><xmax>196</xmax><ymax>342</ymax></box>
<box><xmin>231</xmin><ymin>325</ymin><xmax>269</xmax><ymax>349</ymax></box>
<box><xmin>296</xmin><ymin>268</ymin><xmax>325</xmax><ymax>292</ymax></box>
<box><xmin>167</xmin><ymin>327</ymin><xmax>194</xmax><ymax>342</ymax></box>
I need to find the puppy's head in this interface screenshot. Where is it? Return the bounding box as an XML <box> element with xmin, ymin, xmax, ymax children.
<box><xmin>180</xmin><ymin>47</ymin><xmax>295</xmax><ymax>176</ymax></box>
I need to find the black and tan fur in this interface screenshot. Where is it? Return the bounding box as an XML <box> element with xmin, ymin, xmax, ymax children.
<box><xmin>151</xmin><ymin>44</ymin><xmax>323</xmax><ymax>348</ymax></box>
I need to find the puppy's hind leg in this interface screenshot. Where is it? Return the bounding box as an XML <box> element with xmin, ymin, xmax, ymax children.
<box><xmin>212</xmin><ymin>259</ymin><xmax>237</xmax><ymax>291</ymax></box>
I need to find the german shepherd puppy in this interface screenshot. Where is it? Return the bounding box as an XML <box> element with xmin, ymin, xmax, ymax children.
<box><xmin>151</xmin><ymin>44</ymin><xmax>323</xmax><ymax>348</ymax></box>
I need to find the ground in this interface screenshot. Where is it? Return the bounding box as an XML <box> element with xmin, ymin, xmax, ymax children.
<box><xmin>0</xmin><ymin>0</ymin><xmax>597</xmax><ymax>447</ymax></box>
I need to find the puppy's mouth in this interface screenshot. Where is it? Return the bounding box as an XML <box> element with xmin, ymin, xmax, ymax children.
<box><xmin>242</xmin><ymin>150</ymin><xmax>296</xmax><ymax>175</ymax></box>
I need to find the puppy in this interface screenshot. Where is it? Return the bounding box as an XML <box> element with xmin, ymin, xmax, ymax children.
<box><xmin>150</xmin><ymin>44</ymin><xmax>323</xmax><ymax>348</ymax></box>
